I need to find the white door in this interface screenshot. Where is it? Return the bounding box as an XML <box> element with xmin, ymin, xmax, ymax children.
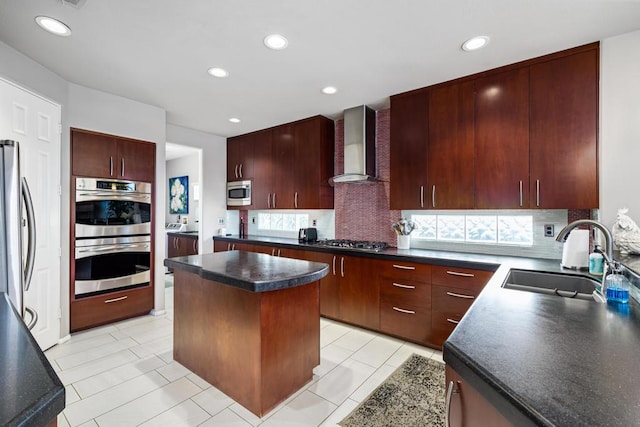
<box><xmin>0</xmin><ymin>77</ymin><xmax>61</xmax><ymax>350</ymax></box>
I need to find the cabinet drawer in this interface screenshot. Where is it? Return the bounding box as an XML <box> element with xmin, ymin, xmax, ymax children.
<box><xmin>380</xmin><ymin>278</ymin><xmax>431</xmax><ymax>309</ymax></box>
<box><xmin>432</xmin><ymin>285</ymin><xmax>478</xmax><ymax>313</ymax></box>
<box><xmin>380</xmin><ymin>300</ymin><xmax>431</xmax><ymax>344</ymax></box>
<box><xmin>431</xmin><ymin>265</ymin><xmax>493</xmax><ymax>291</ymax></box>
<box><xmin>71</xmin><ymin>286</ymin><xmax>153</xmax><ymax>332</ymax></box>
<box><xmin>378</xmin><ymin>260</ymin><xmax>431</xmax><ymax>283</ymax></box>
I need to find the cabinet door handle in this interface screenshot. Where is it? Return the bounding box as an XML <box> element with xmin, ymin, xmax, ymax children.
<box><xmin>393</xmin><ymin>283</ymin><xmax>415</xmax><ymax>289</ymax></box>
<box><xmin>271</xmin><ymin>248</ymin><xmax>275</xmax><ymax>256</ymax></box>
<box><xmin>239</xmin><ymin>163</ymin><xmax>243</xmax><ymax>178</ymax></box>
<box><xmin>227</xmin><ymin>243</ymin><xmax>231</xmax><ymax>251</ymax></box>
<box><xmin>176</xmin><ymin>238</ymin><xmax>180</xmax><ymax>249</ymax></box>
<box><xmin>294</xmin><ymin>192</ymin><xmax>298</xmax><ymax>209</ymax></box>
<box><xmin>536</xmin><ymin>179</ymin><xmax>540</xmax><ymax>207</ymax></box>
<box><xmin>393</xmin><ymin>264</ymin><xmax>415</xmax><ymax>270</ymax></box>
<box><xmin>446</xmin><ymin>318</ymin><xmax>460</xmax><ymax>324</ymax></box>
<box><xmin>273</xmin><ymin>193</ymin><xmax>276</xmax><ymax>208</ymax></box>
<box><xmin>332</xmin><ymin>256</ymin><xmax>336</xmax><ymax>276</ymax></box>
<box><xmin>519</xmin><ymin>180</ymin><xmax>523</xmax><ymax>207</ymax></box>
<box><xmin>392</xmin><ymin>307</ymin><xmax>415</xmax><ymax>315</ymax></box>
<box><xmin>193</xmin><ymin>240</ymin><xmax>197</xmax><ymax>253</ymax></box>
<box><xmin>420</xmin><ymin>185</ymin><xmax>424</xmax><ymax>208</ymax></box>
<box><xmin>445</xmin><ymin>380</ymin><xmax>460</xmax><ymax>427</ymax></box>
<box><xmin>277</xmin><ymin>249</ymin><xmax>281</xmax><ymax>257</ymax></box>
<box><xmin>121</xmin><ymin>158</ymin><xmax>125</xmax><ymax>177</ymax></box>
<box><xmin>267</xmin><ymin>193</ymin><xmax>271</xmax><ymax>209</ymax></box>
<box><xmin>104</xmin><ymin>296</ymin><xmax>128</xmax><ymax>304</ymax></box>
<box><xmin>340</xmin><ymin>257</ymin><xmax>345</xmax><ymax>278</ymax></box>
<box><xmin>446</xmin><ymin>292</ymin><xmax>475</xmax><ymax>300</ymax></box>
<box><xmin>109</xmin><ymin>156</ymin><xmax>114</xmax><ymax>176</ymax></box>
<box><xmin>432</xmin><ymin>185</ymin><xmax>436</xmax><ymax>208</ymax></box>
<box><xmin>234</xmin><ymin>164</ymin><xmax>238</xmax><ymax>179</ymax></box>
<box><xmin>446</xmin><ymin>270</ymin><xmax>474</xmax><ymax>278</ymax></box>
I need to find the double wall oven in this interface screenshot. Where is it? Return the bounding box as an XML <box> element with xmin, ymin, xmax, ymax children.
<box><xmin>74</xmin><ymin>177</ymin><xmax>152</xmax><ymax>297</ymax></box>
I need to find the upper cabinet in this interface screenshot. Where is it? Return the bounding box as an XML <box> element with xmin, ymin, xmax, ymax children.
<box><xmin>530</xmin><ymin>47</ymin><xmax>599</xmax><ymax>209</ymax></box>
<box><xmin>227</xmin><ymin>133</ymin><xmax>255</xmax><ymax>181</ymax></box>
<box><xmin>227</xmin><ymin>115</ymin><xmax>335</xmax><ymax>210</ymax></box>
<box><xmin>475</xmin><ymin>68</ymin><xmax>530</xmax><ymax>209</ymax></box>
<box><xmin>71</xmin><ymin>128</ymin><xmax>155</xmax><ymax>182</ymax></box>
<box><xmin>428</xmin><ymin>80</ymin><xmax>475</xmax><ymax>209</ymax></box>
<box><xmin>390</xmin><ymin>42</ymin><xmax>599</xmax><ymax>210</ymax></box>
<box><xmin>389</xmin><ymin>89</ymin><xmax>429</xmax><ymax>210</ymax></box>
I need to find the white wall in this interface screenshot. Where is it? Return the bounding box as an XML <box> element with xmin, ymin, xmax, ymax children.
<box><xmin>167</xmin><ymin>153</ymin><xmax>200</xmax><ymax>228</ymax></box>
<box><xmin>166</xmin><ymin>124</ymin><xmax>227</xmax><ymax>254</ymax></box>
<box><xmin>600</xmin><ymin>30</ymin><xmax>640</xmax><ymax>234</ymax></box>
<box><xmin>67</xmin><ymin>83</ymin><xmax>168</xmax><ymax>314</ymax></box>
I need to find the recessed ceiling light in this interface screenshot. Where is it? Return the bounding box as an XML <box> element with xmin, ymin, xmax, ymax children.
<box><xmin>462</xmin><ymin>36</ymin><xmax>489</xmax><ymax>51</ymax></box>
<box><xmin>322</xmin><ymin>86</ymin><xmax>338</xmax><ymax>95</ymax></box>
<box><xmin>229</xmin><ymin>118</ymin><xmax>241</xmax><ymax>123</ymax></box>
<box><xmin>264</xmin><ymin>34</ymin><xmax>288</xmax><ymax>50</ymax></box>
<box><xmin>207</xmin><ymin>67</ymin><xmax>229</xmax><ymax>78</ymax></box>
<box><xmin>35</xmin><ymin>16</ymin><xmax>71</xmax><ymax>36</ymax></box>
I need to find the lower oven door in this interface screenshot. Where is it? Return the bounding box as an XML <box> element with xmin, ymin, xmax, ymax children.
<box><xmin>75</xmin><ymin>235</ymin><xmax>151</xmax><ymax>297</ymax></box>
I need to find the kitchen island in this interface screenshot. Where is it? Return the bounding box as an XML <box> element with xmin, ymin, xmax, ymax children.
<box><xmin>164</xmin><ymin>250</ymin><xmax>329</xmax><ymax>417</ymax></box>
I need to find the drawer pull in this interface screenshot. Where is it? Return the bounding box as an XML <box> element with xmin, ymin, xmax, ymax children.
<box><xmin>104</xmin><ymin>296</ymin><xmax>128</xmax><ymax>304</ymax></box>
<box><xmin>446</xmin><ymin>318</ymin><xmax>460</xmax><ymax>324</ymax></box>
<box><xmin>446</xmin><ymin>292</ymin><xmax>475</xmax><ymax>300</ymax></box>
<box><xmin>392</xmin><ymin>264</ymin><xmax>415</xmax><ymax>270</ymax></box>
<box><xmin>392</xmin><ymin>307</ymin><xmax>415</xmax><ymax>315</ymax></box>
<box><xmin>392</xmin><ymin>283</ymin><xmax>416</xmax><ymax>289</ymax></box>
<box><xmin>446</xmin><ymin>270</ymin><xmax>474</xmax><ymax>278</ymax></box>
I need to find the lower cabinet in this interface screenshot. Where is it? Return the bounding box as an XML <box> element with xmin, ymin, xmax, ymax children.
<box><xmin>167</xmin><ymin>234</ymin><xmax>198</xmax><ymax>272</ymax></box>
<box><xmin>307</xmin><ymin>251</ymin><xmax>341</xmax><ymax>319</ymax></box>
<box><xmin>445</xmin><ymin>365</ymin><xmax>512</xmax><ymax>427</ymax></box>
<box><xmin>338</xmin><ymin>256</ymin><xmax>379</xmax><ymax>330</ymax></box>
<box><xmin>71</xmin><ymin>286</ymin><xmax>154</xmax><ymax>332</ymax></box>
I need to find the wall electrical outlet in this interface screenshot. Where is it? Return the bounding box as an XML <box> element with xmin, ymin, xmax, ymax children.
<box><xmin>217</xmin><ymin>217</ymin><xmax>225</xmax><ymax>225</ymax></box>
<box><xmin>544</xmin><ymin>224</ymin><xmax>555</xmax><ymax>237</ymax></box>
<box><xmin>252</xmin><ymin>217</ymin><xmax>256</xmax><ymax>224</ymax></box>
<box><xmin>312</xmin><ymin>219</ymin><xmax>317</xmax><ymax>227</ymax></box>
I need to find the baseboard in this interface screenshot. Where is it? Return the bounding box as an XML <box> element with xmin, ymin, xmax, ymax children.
<box><xmin>150</xmin><ymin>309</ymin><xmax>166</xmax><ymax>316</ymax></box>
<box><xmin>58</xmin><ymin>334</ymin><xmax>71</xmax><ymax>345</ymax></box>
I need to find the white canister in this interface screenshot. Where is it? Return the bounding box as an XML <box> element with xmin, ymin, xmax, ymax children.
<box><xmin>218</xmin><ymin>228</ymin><xmax>226</xmax><ymax>236</ymax></box>
<box><xmin>397</xmin><ymin>235</ymin><xmax>410</xmax><ymax>250</ymax></box>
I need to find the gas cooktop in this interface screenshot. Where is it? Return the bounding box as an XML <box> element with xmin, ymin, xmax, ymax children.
<box><xmin>310</xmin><ymin>239</ymin><xmax>390</xmax><ymax>252</ymax></box>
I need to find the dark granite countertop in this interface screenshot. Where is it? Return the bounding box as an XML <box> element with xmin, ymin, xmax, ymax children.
<box><xmin>213</xmin><ymin>234</ymin><xmax>640</xmax><ymax>425</ymax></box>
<box><xmin>164</xmin><ymin>251</ymin><xmax>329</xmax><ymax>292</ymax></box>
<box><xmin>0</xmin><ymin>293</ymin><xmax>65</xmax><ymax>427</ymax></box>
<box><xmin>167</xmin><ymin>231</ymin><xmax>199</xmax><ymax>238</ymax></box>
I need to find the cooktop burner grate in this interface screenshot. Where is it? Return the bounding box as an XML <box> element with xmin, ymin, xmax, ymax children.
<box><xmin>311</xmin><ymin>239</ymin><xmax>390</xmax><ymax>252</ymax></box>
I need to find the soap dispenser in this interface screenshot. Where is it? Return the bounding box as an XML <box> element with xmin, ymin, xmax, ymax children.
<box><xmin>605</xmin><ymin>262</ymin><xmax>630</xmax><ymax>304</ymax></box>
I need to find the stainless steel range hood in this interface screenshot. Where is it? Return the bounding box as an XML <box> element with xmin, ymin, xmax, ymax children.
<box><xmin>329</xmin><ymin>105</ymin><xmax>377</xmax><ymax>184</ymax></box>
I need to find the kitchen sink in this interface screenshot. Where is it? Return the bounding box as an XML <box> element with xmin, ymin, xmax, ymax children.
<box><xmin>502</xmin><ymin>269</ymin><xmax>605</xmax><ymax>302</ymax></box>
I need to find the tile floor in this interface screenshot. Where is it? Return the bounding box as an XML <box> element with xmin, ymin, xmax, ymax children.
<box><xmin>48</xmin><ymin>276</ymin><xmax>443</xmax><ymax>426</ymax></box>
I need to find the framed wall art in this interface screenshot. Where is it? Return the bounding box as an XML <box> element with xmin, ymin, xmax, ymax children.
<box><xmin>169</xmin><ymin>175</ymin><xmax>189</xmax><ymax>214</ymax></box>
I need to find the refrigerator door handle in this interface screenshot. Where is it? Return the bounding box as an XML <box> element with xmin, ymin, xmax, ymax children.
<box><xmin>24</xmin><ymin>305</ymin><xmax>38</xmax><ymax>330</ymax></box>
<box><xmin>22</xmin><ymin>177</ymin><xmax>36</xmax><ymax>292</ymax></box>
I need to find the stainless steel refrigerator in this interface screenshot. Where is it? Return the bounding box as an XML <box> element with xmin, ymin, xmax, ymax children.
<box><xmin>0</xmin><ymin>139</ymin><xmax>37</xmax><ymax>329</ymax></box>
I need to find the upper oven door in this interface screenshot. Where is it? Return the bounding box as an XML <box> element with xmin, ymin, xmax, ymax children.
<box><xmin>75</xmin><ymin>178</ymin><xmax>152</xmax><ymax>237</ymax></box>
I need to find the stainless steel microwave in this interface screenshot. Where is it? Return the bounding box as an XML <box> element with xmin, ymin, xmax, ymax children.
<box><xmin>227</xmin><ymin>180</ymin><xmax>251</xmax><ymax>206</ymax></box>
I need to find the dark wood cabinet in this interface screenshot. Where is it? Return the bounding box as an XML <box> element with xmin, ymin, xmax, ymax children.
<box><xmin>307</xmin><ymin>251</ymin><xmax>340</xmax><ymax>319</ymax></box>
<box><xmin>389</xmin><ymin>89</ymin><xmax>429</xmax><ymax>210</ymax></box>
<box><xmin>475</xmin><ymin>68</ymin><xmax>530</xmax><ymax>209</ymax></box>
<box><xmin>227</xmin><ymin>116</ymin><xmax>334</xmax><ymax>210</ymax></box>
<box><xmin>71</xmin><ymin>128</ymin><xmax>155</xmax><ymax>182</ymax></box>
<box><xmin>445</xmin><ymin>365</ymin><xmax>512</xmax><ymax>427</ymax></box>
<box><xmin>530</xmin><ymin>46</ymin><xmax>599</xmax><ymax>209</ymax></box>
<box><xmin>428</xmin><ymin>80</ymin><xmax>475</xmax><ymax>209</ymax></box>
<box><xmin>379</xmin><ymin>260</ymin><xmax>432</xmax><ymax>345</ymax></box>
<box><xmin>337</xmin><ymin>256</ymin><xmax>379</xmax><ymax>330</ymax></box>
<box><xmin>226</xmin><ymin>133</ymin><xmax>255</xmax><ymax>182</ymax></box>
<box><xmin>168</xmin><ymin>234</ymin><xmax>198</xmax><ymax>258</ymax></box>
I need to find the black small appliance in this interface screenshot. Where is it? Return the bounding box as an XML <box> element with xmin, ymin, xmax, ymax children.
<box><xmin>298</xmin><ymin>228</ymin><xmax>318</xmax><ymax>242</ymax></box>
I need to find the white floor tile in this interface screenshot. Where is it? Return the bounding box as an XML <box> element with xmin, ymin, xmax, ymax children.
<box><xmin>63</xmin><ymin>371</ymin><xmax>168</xmax><ymax>426</ymax></box>
<box><xmin>57</xmin><ymin>413</ymin><xmax>70</xmax><ymax>427</ymax></box>
<box><xmin>65</xmin><ymin>324</ymin><xmax>119</xmax><ymax>344</ymax></box>
<box><xmin>431</xmin><ymin>349</ymin><xmax>444</xmax><ymax>364</ymax></box>
<box><xmin>191</xmin><ymin>386</ymin><xmax>235</xmax><ymax>416</ymax></box>
<box><xmin>157</xmin><ymin>361</ymin><xmax>191</xmax><ymax>382</ymax></box>
<box><xmin>386</xmin><ymin>342</ymin><xmax>435</xmax><ymax>367</ymax></box>
<box><xmin>260</xmin><ymin>391</ymin><xmax>337</xmax><ymax>427</ymax></box>
<box><xmin>350</xmin><ymin>335</ymin><xmax>403</xmax><ymax>368</ymax></box>
<box><xmin>313</xmin><ymin>344</ymin><xmax>353</xmax><ymax>378</ymax></box>
<box><xmin>55</xmin><ymin>337</ymin><xmax>138</xmax><ymax>370</ymax></box>
<box><xmin>308</xmin><ymin>358</ymin><xmax>377</xmax><ymax>405</ymax></box>
<box><xmin>331</xmin><ymin>328</ymin><xmax>377</xmax><ymax>352</ymax></box>
<box><xmin>158</xmin><ymin>349</ymin><xmax>174</xmax><ymax>364</ymax></box>
<box><xmin>138</xmin><ymin>399</ymin><xmax>210</xmax><ymax>427</ymax></box>
<box><xmin>65</xmin><ymin>385</ymin><xmax>80</xmax><ymax>405</ymax></box>
<box><xmin>319</xmin><ymin>322</ymin><xmax>351</xmax><ymax>347</ymax></box>
<box><xmin>349</xmin><ymin>363</ymin><xmax>397</xmax><ymax>403</ymax></box>
<box><xmin>94</xmin><ymin>377</ymin><xmax>201</xmax><ymax>426</ymax></box>
<box><xmin>77</xmin><ymin>420</ymin><xmax>98</xmax><ymax>427</ymax></box>
<box><xmin>228</xmin><ymin>402</ymin><xmax>265</xmax><ymax>427</ymax></box>
<box><xmin>198</xmin><ymin>408</ymin><xmax>252</xmax><ymax>426</ymax></box>
<box><xmin>186</xmin><ymin>372</ymin><xmax>211</xmax><ymax>390</ymax></box>
<box><xmin>129</xmin><ymin>335</ymin><xmax>173</xmax><ymax>358</ymax></box>
<box><xmin>319</xmin><ymin>398</ymin><xmax>359</xmax><ymax>427</ymax></box>
<box><xmin>45</xmin><ymin>333</ymin><xmax>117</xmax><ymax>361</ymax></box>
<box><xmin>57</xmin><ymin>349</ymin><xmax>139</xmax><ymax>386</ymax></box>
<box><xmin>72</xmin><ymin>355</ymin><xmax>166</xmax><ymax>399</ymax></box>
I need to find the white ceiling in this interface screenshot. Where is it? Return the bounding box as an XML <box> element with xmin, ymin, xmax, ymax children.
<box><xmin>1</xmin><ymin>0</ymin><xmax>640</xmax><ymax>138</ymax></box>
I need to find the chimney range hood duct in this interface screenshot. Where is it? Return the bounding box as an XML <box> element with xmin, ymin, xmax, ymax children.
<box><xmin>329</xmin><ymin>105</ymin><xmax>377</xmax><ymax>184</ymax></box>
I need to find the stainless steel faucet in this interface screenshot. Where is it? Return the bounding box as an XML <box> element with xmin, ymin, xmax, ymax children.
<box><xmin>556</xmin><ymin>219</ymin><xmax>614</xmax><ymax>264</ymax></box>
